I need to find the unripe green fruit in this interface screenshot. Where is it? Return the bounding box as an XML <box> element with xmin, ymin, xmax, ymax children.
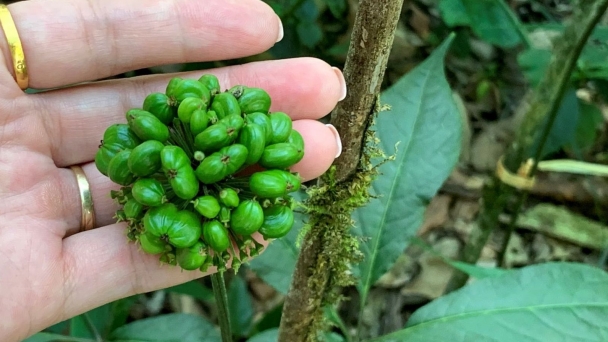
<box><xmin>177</xmin><ymin>242</ymin><xmax>208</xmax><ymax>270</ymax></box>
<box><xmin>194</xmin><ymin>123</ymin><xmax>232</xmax><ymax>153</ymax></box>
<box><xmin>132</xmin><ymin>178</ymin><xmax>167</xmax><ymax>207</ymax></box>
<box><xmin>203</xmin><ymin>220</ymin><xmax>231</xmax><ymax>253</ymax></box>
<box><xmin>177</xmin><ymin>97</ymin><xmax>206</xmax><ymax>124</ymax></box>
<box><xmin>219</xmin><ymin>188</ymin><xmax>239</xmax><ymax>208</ymax></box>
<box><xmin>211</xmin><ymin>92</ymin><xmax>241</xmax><ymax>119</ymax></box>
<box><xmin>129</xmin><ymin>114</ymin><xmax>170</xmax><ymax>142</ymax></box>
<box><xmin>235</xmin><ymin>87</ymin><xmax>271</xmax><ymax>114</ymax></box>
<box><xmin>238</xmin><ymin>123</ymin><xmax>266</xmax><ymax>165</ymax></box>
<box><xmin>230</xmin><ymin>199</ymin><xmax>264</xmax><ymax>235</ymax></box>
<box><xmin>95</xmin><ymin>124</ymin><xmax>141</xmax><ymax>176</ymax></box>
<box><xmin>259</xmin><ymin>143</ymin><xmax>303</xmax><ymax>169</ymax></box>
<box><xmin>128</xmin><ymin>140</ymin><xmax>164</xmax><ymax>177</ymax></box>
<box><xmin>249</xmin><ymin>170</ymin><xmax>289</xmax><ymax>198</ymax></box>
<box><xmin>124</xmin><ymin>198</ymin><xmax>144</xmax><ymax>220</ymax></box>
<box><xmin>259</xmin><ymin>204</ymin><xmax>294</xmax><ymax>239</ymax></box>
<box><xmin>245</xmin><ymin>112</ymin><xmax>273</xmax><ymax>143</ymax></box>
<box><xmin>142</xmin><ymin>93</ymin><xmax>174</xmax><ymax>125</ymax></box>
<box><xmin>161</xmin><ymin>146</ymin><xmax>199</xmax><ymax>200</ymax></box>
<box><xmin>198</xmin><ymin>74</ymin><xmax>221</xmax><ymax>95</ymax></box>
<box><xmin>168</xmin><ymin>79</ymin><xmax>211</xmax><ymax>106</ymax></box>
<box><xmin>139</xmin><ymin>232</ymin><xmax>167</xmax><ymax>255</ymax></box>
<box><xmin>108</xmin><ymin>149</ymin><xmax>136</xmax><ymax>186</ymax></box>
<box><xmin>268</xmin><ymin>112</ymin><xmax>292</xmax><ymax>144</ymax></box>
<box><xmin>192</xmin><ymin>195</ymin><xmax>221</xmax><ymax>219</ymax></box>
<box><xmin>190</xmin><ymin>109</ymin><xmax>209</xmax><ymax>136</ymax></box>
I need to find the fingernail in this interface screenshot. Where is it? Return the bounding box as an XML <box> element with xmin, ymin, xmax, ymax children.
<box><xmin>332</xmin><ymin>67</ymin><xmax>347</xmax><ymax>101</ymax></box>
<box><xmin>276</xmin><ymin>16</ymin><xmax>284</xmax><ymax>42</ymax></box>
<box><xmin>326</xmin><ymin>124</ymin><xmax>342</xmax><ymax>158</ymax></box>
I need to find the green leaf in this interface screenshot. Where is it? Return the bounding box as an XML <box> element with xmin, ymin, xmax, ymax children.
<box><xmin>518</xmin><ymin>48</ymin><xmax>552</xmax><ymax>86</ymax></box>
<box><xmin>530</xmin><ymin>87</ymin><xmax>579</xmax><ymax>159</ymax></box>
<box><xmin>352</xmin><ymin>34</ymin><xmax>462</xmax><ymax>306</ymax></box>
<box><xmin>441</xmin><ymin>0</ymin><xmax>524</xmax><ymax>47</ymax></box>
<box><xmin>438</xmin><ymin>0</ymin><xmax>470</xmax><ymax>26</ymax></box>
<box><xmin>109</xmin><ymin>313</ymin><xmax>220</xmax><ymax>342</ymax></box>
<box><xmin>566</xmin><ymin>99</ymin><xmax>604</xmax><ymax>156</ymax></box>
<box><xmin>251</xmin><ymin>303</ymin><xmax>283</xmax><ymax>335</ymax></box>
<box><xmin>166</xmin><ymin>280</ymin><xmax>214</xmax><ymax>302</ymax></box>
<box><xmin>464</xmin><ymin>0</ymin><xmax>522</xmax><ymax>47</ymax></box>
<box><xmin>295</xmin><ymin>0</ymin><xmax>320</xmax><ymax>22</ymax></box>
<box><xmin>370</xmin><ymin>262</ymin><xmax>608</xmax><ymax>341</ymax></box>
<box><xmin>296</xmin><ymin>21</ymin><xmax>323</xmax><ymax>48</ymax></box>
<box><xmin>228</xmin><ymin>275</ymin><xmax>254</xmax><ymax>337</ymax></box>
<box><xmin>23</xmin><ymin>333</ymin><xmax>93</xmax><ymax>342</ymax></box>
<box><xmin>247</xmin><ymin>328</ymin><xmax>279</xmax><ymax>342</ymax></box>
<box><xmin>69</xmin><ymin>315</ymin><xmax>94</xmax><ymax>339</ymax></box>
<box><xmin>67</xmin><ymin>297</ymin><xmax>138</xmax><ymax>339</ymax></box>
<box><xmin>43</xmin><ymin>320</ymin><xmax>70</xmax><ymax>335</ymax></box>
<box><xmin>248</xmin><ymin>218</ymin><xmax>301</xmax><ymax>294</ymax></box>
<box><xmin>325</xmin><ymin>0</ymin><xmax>347</xmax><ymax>18</ymax></box>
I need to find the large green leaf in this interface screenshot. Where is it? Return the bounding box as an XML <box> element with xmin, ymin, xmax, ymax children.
<box><xmin>24</xmin><ymin>333</ymin><xmax>93</xmax><ymax>342</ymax></box>
<box><xmin>529</xmin><ymin>87</ymin><xmax>579</xmax><ymax>159</ymax></box>
<box><xmin>247</xmin><ymin>328</ymin><xmax>279</xmax><ymax>342</ymax></box>
<box><xmin>352</xmin><ymin>34</ymin><xmax>462</xmax><ymax>305</ymax></box>
<box><xmin>462</xmin><ymin>0</ymin><xmax>521</xmax><ymax>47</ymax></box>
<box><xmin>370</xmin><ymin>262</ymin><xmax>608</xmax><ymax>341</ymax></box>
<box><xmin>439</xmin><ymin>0</ymin><xmax>521</xmax><ymax>47</ymax></box>
<box><xmin>166</xmin><ymin>280</ymin><xmax>214</xmax><ymax>303</ymax></box>
<box><xmin>438</xmin><ymin>0</ymin><xmax>470</xmax><ymax>26</ymax></box>
<box><xmin>108</xmin><ymin>313</ymin><xmax>220</xmax><ymax>342</ymax></box>
<box><xmin>228</xmin><ymin>275</ymin><xmax>254</xmax><ymax>337</ymax></box>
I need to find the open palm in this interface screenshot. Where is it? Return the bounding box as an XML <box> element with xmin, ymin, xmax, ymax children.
<box><xmin>0</xmin><ymin>0</ymin><xmax>344</xmax><ymax>340</ymax></box>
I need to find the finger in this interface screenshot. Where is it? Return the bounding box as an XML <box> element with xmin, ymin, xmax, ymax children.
<box><xmin>59</xmin><ymin>119</ymin><xmax>341</xmax><ymax>234</ymax></box>
<box><xmin>59</xmin><ymin>222</ymin><xmax>267</xmax><ymax>323</ymax></box>
<box><xmin>290</xmin><ymin>120</ymin><xmax>342</xmax><ymax>178</ymax></box>
<box><xmin>39</xmin><ymin>57</ymin><xmax>346</xmax><ymax>167</ymax></box>
<box><xmin>0</xmin><ymin>0</ymin><xmax>282</xmax><ymax>89</ymax></box>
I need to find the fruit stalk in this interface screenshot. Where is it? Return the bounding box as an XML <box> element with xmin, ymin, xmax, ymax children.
<box><xmin>211</xmin><ymin>272</ymin><xmax>232</xmax><ymax>342</ymax></box>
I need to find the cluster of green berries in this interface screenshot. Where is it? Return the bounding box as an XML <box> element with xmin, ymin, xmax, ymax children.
<box><xmin>94</xmin><ymin>74</ymin><xmax>304</xmax><ymax>272</ymax></box>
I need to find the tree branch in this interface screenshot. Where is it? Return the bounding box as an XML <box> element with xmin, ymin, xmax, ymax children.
<box><xmin>277</xmin><ymin>0</ymin><xmax>405</xmax><ymax>341</ymax></box>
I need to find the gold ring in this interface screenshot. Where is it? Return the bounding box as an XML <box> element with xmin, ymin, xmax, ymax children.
<box><xmin>71</xmin><ymin>165</ymin><xmax>96</xmax><ymax>232</ymax></box>
<box><xmin>0</xmin><ymin>4</ymin><xmax>28</xmax><ymax>90</ymax></box>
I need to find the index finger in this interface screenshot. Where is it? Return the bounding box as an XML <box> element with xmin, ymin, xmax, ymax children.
<box><xmin>0</xmin><ymin>0</ymin><xmax>282</xmax><ymax>90</ymax></box>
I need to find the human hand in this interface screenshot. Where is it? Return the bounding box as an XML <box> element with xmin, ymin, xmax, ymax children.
<box><xmin>0</xmin><ymin>0</ymin><xmax>344</xmax><ymax>340</ymax></box>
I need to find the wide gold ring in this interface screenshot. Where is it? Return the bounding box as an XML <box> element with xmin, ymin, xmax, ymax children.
<box><xmin>0</xmin><ymin>4</ymin><xmax>28</xmax><ymax>90</ymax></box>
<box><xmin>71</xmin><ymin>166</ymin><xmax>96</xmax><ymax>232</ymax></box>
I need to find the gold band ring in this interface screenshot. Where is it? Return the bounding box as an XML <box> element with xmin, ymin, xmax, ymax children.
<box><xmin>71</xmin><ymin>166</ymin><xmax>96</xmax><ymax>232</ymax></box>
<box><xmin>0</xmin><ymin>4</ymin><xmax>28</xmax><ymax>90</ymax></box>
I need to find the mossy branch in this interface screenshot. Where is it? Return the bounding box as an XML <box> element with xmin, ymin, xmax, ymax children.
<box><xmin>277</xmin><ymin>0</ymin><xmax>405</xmax><ymax>341</ymax></box>
<box><xmin>445</xmin><ymin>0</ymin><xmax>608</xmax><ymax>292</ymax></box>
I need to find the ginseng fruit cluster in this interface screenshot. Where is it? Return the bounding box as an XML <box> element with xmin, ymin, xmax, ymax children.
<box><xmin>94</xmin><ymin>74</ymin><xmax>304</xmax><ymax>272</ymax></box>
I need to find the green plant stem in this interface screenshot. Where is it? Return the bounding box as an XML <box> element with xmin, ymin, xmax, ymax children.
<box><xmin>211</xmin><ymin>272</ymin><xmax>232</xmax><ymax>342</ymax></box>
<box><xmin>445</xmin><ymin>0</ymin><xmax>608</xmax><ymax>293</ymax></box>
<box><xmin>496</xmin><ymin>192</ymin><xmax>528</xmax><ymax>268</ymax></box>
